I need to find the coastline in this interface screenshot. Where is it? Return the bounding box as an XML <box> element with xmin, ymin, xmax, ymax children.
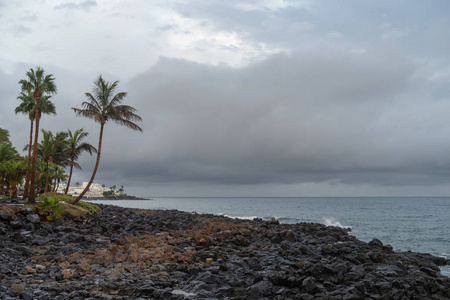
<box><xmin>83</xmin><ymin>195</ymin><xmax>149</xmax><ymax>201</ymax></box>
<box><xmin>0</xmin><ymin>203</ymin><xmax>449</xmax><ymax>299</ymax></box>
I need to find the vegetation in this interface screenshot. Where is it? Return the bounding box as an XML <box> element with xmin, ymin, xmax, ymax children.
<box><xmin>0</xmin><ymin>68</ymin><xmax>141</xmax><ymax>204</ymax></box>
<box><xmin>65</xmin><ymin>129</ymin><xmax>96</xmax><ymax>194</ymax></box>
<box><xmin>0</xmin><ymin>139</ymin><xmax>20</xmax><ymax>197</ymax></box>
<box><xmin>15</xmin><ymin>92</ymin><xmax>56</xmax><ymax>200</ymax></box>
<box><xmin>71</xmin><ymin>76</ymin><xmax>142</xmax><ymax>205</ymax></box>
<box><xmin>36</xmin><ymin>192</ymin><xmax>101</xmax><ymax>221</ymax></box>
<box><xmin>0</xmin><ymin>128</ymin><xmax>10</xmax><ymax>143</ymax></box>
<box><xmin>36</xmin><ymin>129</ymin><xmax>67</xmax><ymax>193</ymax></box>
<box><xmin>19</xmin><ymin>67</ymin><xmax>57</xmax><ymax>203</ymax></box>
<box><xmin>102</xmin><ymin>190</ymin><xmax>115</xmax><ymax>197</ymax></box>
<box><xmin>0</xmin><ymin>160</ymin><xmax>26</xmax><ymax>201</ymax></box>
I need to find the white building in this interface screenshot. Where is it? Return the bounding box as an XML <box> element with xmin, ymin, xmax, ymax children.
<box><xmin>57</xmin><ymin>182</ymin><xmax>114</xmax><ymax>198</ymax></box>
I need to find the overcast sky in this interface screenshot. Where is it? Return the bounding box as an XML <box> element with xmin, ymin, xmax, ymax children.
<box><xmin>2</xmin><ymin>0</ymin><xmax>450</xmax><ymax>197</ymax></box>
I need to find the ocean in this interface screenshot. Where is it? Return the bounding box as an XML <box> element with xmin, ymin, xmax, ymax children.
<box><xmin>88</xmin><ymin>197</ymin><xmax>450</xmax><ymax>277</ymax></box>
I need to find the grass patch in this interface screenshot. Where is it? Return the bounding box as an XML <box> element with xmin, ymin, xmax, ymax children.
<box><xmin>0</xmin><ymin>204</ymin><xmax>21</xmax><ymax>217</ymax></box>
<box><xmin>34</xmin><ymin>192</ymin><xmax>101</xmax><ymax>221</ymax></box>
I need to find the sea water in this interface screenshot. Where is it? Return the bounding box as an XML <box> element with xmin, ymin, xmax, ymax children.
<box><xmin>89</xmin><ymin>197</ymin><xmax>450</xmax><ymax>276</ymax></box>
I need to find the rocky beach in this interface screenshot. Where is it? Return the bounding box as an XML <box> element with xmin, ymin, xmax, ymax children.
<box><xmin>0</xmin><ymin>203</ymin><xmax>449</xmax><ymax>300</ymax></box>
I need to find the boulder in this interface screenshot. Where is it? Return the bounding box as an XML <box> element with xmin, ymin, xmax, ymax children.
<box><xmin>26</xmin><ymin>214</ymin><xmax>40</xmax><ymax>224</ymax></box>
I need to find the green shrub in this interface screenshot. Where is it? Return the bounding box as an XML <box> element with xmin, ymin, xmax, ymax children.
<box><xmin>37</xmin><ymin>195</ymin><xmax>64</xmax><ymax>221</ymax></box>
<box><xmin>38</xmin><ymin>192</ymin><xmax>75</xmax><ymax>204</ymax></box>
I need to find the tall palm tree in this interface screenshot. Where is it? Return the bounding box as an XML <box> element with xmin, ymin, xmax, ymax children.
<box><xmin>71</xmin><ymin>76</ymin><xmax>142</xmax><ymax>205</ymax></box>
<box><xmin>15</xmin><ymin>92</ymin><xmax>56</xmax><ymax>199</ymax></box>
<box><xmin>65</xmin><ymin>128</ymin><xmax>97</xmax><ymax>194</ymax></box>
<box><xmin>0</xmin><ymin>128</ymin><xmax>10</xmax><ymax>143</ymax></box>
<box><xmin>19</xmin><ymin>67</ymin><xmax>57</xmax><ymax>203</ymax></box>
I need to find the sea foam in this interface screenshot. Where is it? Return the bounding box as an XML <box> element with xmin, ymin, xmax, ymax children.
<box><xmin>323</xmin><ymin>217</ymin><xmax>351</xmax><ymax>229</ymax></box>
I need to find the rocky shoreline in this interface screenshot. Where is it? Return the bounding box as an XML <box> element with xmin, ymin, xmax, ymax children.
<box><xmin>0</xmin><ymin>204</ymin><xmax>449</xmax><ymax>300</ymax></box>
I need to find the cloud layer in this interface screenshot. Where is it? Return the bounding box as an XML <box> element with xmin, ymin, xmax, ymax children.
<box><xmin>1</xmin><ymin>1</ymin><xmax>450</xmax><ymax>196</ymax></box>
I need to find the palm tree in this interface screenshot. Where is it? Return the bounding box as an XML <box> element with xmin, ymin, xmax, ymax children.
<box><xmin>71</xmin><ymin>76</ymin><xmax>142</xmax><ymax>204</ymax></box>
<box><xmin>65</xmin><ymin>128</ymin><xmax>96</xmax><ymax>194</ymax></box>
<box><xmin>0</xmin><ymin>128</ymin><xmax>10</xmax><ymax>143</ymax></box>
<box><xmin>52</xmin><ymin>165</ymin><xmax>69</xmax><ymax>192</ymax></box>
<box><xmin>19</xmin><ymin>67</ymin><xmax>57</xmax><ymax>203</ymax></box>
<box><xmin>0</xmin><ymin>160</ymin><xmax>26</xmax><ymax>201</ymax></box>
<box><xmin>48</xmin><ymin>131</ymin><xmax>70</xmax><ymax>188</ymax></box>
<box><xmin>0</xmin><ymin>142</ymin><xmax>20</xmax><ymax>196</ymax></box>
<box><xmin>0</xmin><ymin>142</ymin><xmax>18</xmax><ymax>162</ymax></box>
<box><xmin>35</xmin><ymin>158</ymin><xmax>47</xmax><ymax>195</ymax></box>
<box><xmin>37</xmin><ymin>129</ymin><xmax>68</xmax><ymax>193</ymax></box>
<box><xmin>15</xmin><ymin>92</ymin><xmax>56</xmax><ymax>199</ymax></box>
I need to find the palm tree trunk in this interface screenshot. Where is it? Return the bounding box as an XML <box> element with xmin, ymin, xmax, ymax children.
<box><xmin>71</xmin><ymin>124</ymin><xmax>104</xmax><ymax>205</ymax></box>
<box><xmin>0</xmin><ymin>179</ymin><xmax>4</xmax><ymax>196</ymax></box>
<box><xmin>65</xmin><ymin>161</ymin><xmax>74</xmax><ymax>194</ymax></box>
<box><xmin>29</xmin><ymin>94</ymin><xmax>40</xmax><ymax>203</ymax></box>
<box><xmin>12</xmin><ymin>185</ymin><xmax>18</xmax><ymax>200</ymax></box>
<box><xmin>54</xmin><ymin>178</ymin><xmax>59</xmax><ymax>192</ymax></box>
<box><xmin>23</xmin><ymin>119</ymin><xmax>33</xmax><ymax>200</ymax></box>
<box><xmin>44</xmin><ymin>162</ymin><xmax>50</xmax><ymax>193</ymax></box>
<box><xmin>6</xmin><ymin>183</ymin><xmax>11</xmax><ymax>200</ymax></box>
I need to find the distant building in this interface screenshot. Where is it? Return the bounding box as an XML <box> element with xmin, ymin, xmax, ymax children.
<box><xmin>57</xmin><ymin>182</ymin><xmax>116</xmax><ymax>198</ymax></box>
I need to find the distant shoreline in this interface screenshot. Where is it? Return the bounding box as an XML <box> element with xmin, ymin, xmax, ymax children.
<box><xmin>82</xmin><ymin>195</ymin><xmax>149</xmax><ymax>201</ymax></box>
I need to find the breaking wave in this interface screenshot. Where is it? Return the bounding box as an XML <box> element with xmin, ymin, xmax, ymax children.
<box><xmin>323</xmin><ymin>217</ymin><xmax>351</xmax><ymax>229</ymax></box>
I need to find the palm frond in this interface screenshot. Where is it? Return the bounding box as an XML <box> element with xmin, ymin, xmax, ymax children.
<box><xmin>112</xmin><ymin>118</ymin><xmax>143</xmax><ymax>132</ymax></box>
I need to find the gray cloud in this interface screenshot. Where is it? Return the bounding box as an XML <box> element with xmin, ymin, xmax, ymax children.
<box><xmin>55</xmin><ymin>0</ymin><xmax>97</xmax><ymax>11</ymax></box>
<box><xmin>12</xmin><ymin>24</ymin><xmax>32</xmax><ymax>35</ymax></box>
<box><xmin>101</xmin><ymin>49</ymin><xmax>449</xmax><ymax>190</ymax></box>
<box><xmin>19</xmin><ymin>15</ymin><xmax>38</xmax><ymax>22</ymax></box>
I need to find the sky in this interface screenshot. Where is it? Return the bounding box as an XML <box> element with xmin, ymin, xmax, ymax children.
<box><xmin>2</xmin><ymin>0</ymin><xmax>450</xmax><ymax>197</ymax></box>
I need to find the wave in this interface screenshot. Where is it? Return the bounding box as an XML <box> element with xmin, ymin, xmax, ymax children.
<box><xmin>323</xmin><ymin>217</ymin><xmax>352</xmax><ymax>229</ymax></box>
<box><xmin>220</xmin><ymin>214</ymin><xmax>300</xmax><ymax>224</ymax></box>
<box><xmin>220</xmin><ymin>214</ymin><xmax>351</xmax><ymax>228</ymax></box>
<box><xmin>440</xmin><ymin>265</ymin><xmax>450</xmax><ymax>278</ymax></box>
<box><xmin>221</xmin><ymin>214</ymin><xmax>260</xmax><ymax>220</ymax></box>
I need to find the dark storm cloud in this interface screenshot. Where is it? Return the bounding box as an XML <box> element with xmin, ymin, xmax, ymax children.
<box><xmin>105</xmin><ymin>49</ymin><xmax>450</xmax><ymax>188</ymax></box>
<box><xmin>3</xmin><ymin>51</ymin><xmax>450</xmax><ymax>195</ymax></box>
<box><xmin>55</xmin><ymin>0</ymin><xmax>97</xmax><ymax>11</ymax></box>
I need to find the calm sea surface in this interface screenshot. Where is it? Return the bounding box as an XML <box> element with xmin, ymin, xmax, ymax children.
<box><xmin>88</xmin><ymin>197</ymin><xmax>450</xmax><ymax>276</ymax></box>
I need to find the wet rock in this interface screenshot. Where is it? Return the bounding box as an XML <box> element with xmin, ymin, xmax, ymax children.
<box><xmin>12</xmin><ymin>232</ymin><xmax>26</xmax><ymax>243</ymax></box>
<box><xmin>26</xmin><ymin>214</ymin><xmax>40</xmax><ymax>223</ymax></box>
<box><xmin>20</xmin><ymin>208</ymin><xmax>33</xmax><ymax>215</ymax></box>
<box><xmin>10</xmin><ymin>219</ymin><xmax>24</xmax><ymax>229</ymax></box>
<box><xmin>62</xmin><ymin>269</ymin><xmax>74</xmax><ymax>279</ymax></box>
<box><xmin>0</xmin><ymin>214</ymin><xmax>12</xmax><ymax>221</ymax></box>
<box><xmin>368</xmin><ymin>238</ymin><xmax>384</xmax><ymax>248</ymax></box>
<box><xmin>302</xmin><ymin>276</ymin><xmax>316</xmax><ymax>293</ymax></box>
<box><xmin>19</xmin><ymin>291</ymin><xmax>34</xmax><ymax>300</ymax></box>
<box><xmin>10</xmin><ymin>284</ymin><xmax>25</xmax><ymax>294</ymax></box>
